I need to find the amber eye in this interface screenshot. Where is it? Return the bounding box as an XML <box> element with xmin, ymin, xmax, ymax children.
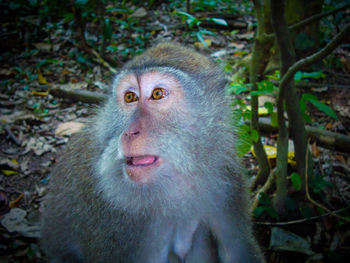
<box><xmin>151</xmin><ymin>87</ymin><xmax>168</xmax><ymax>100</ymax></box>
<box><xmin>124</xmin><ymin>91</ymin><xmax>138</xmax><ymax>103</ymax></box>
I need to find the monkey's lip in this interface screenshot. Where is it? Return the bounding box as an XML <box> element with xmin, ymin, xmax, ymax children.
<box><xmin>125</xmin><ymin>155</ymin><xmax>161</xmax><ymax>183</ymax></box>
<box><xmin>125</xmin><ymin>155</ymin><xmax>159</xmax><ymax>167</ymax></box>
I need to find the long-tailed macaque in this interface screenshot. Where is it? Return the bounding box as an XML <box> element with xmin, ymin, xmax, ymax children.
<box><xmin>41</xmin><ymin>42</ymin><xmax>265</xmax><ymax>263</ymax></box>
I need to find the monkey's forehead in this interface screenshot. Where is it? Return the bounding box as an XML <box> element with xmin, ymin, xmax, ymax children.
<box><xmin>113</xmin><ymin>71</ymin><xmax>182</xmax><ymax>91</ymax></box>
<box><xmin>112</xmin><ymin>67</ymin><xmax>192</xmax><ymax>88</ymax></box>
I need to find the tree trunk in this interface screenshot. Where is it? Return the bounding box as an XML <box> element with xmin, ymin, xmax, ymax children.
<box><xmin>250</xmin><ymin>0</ymin><xmax>273</xmax><ymax>189</ymax></box>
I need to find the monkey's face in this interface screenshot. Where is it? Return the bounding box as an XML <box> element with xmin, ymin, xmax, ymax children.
<box><xmin>94</xmin><ymin>67</ymin><xmax>232</xmax><ymax>214</ymax></box>
<box><xmin>116</xmin><ymin>71</ymin><xmax>187</xmax><ymax>184</ymax></box>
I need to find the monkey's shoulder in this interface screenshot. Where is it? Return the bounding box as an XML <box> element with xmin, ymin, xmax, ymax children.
<box><xmin>50</xmin><ymin>129</ymin><xmax>96</xmax><ymax>191</ymax></box>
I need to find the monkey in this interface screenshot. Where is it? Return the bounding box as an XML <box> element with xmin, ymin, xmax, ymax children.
<box><xmin>41</xmin><ymin>42</ymin><xmax>265</xmax><ymax>263</ymax></box>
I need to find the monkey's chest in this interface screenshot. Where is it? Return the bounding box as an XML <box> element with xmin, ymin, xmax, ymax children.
<box><xmin>171</xmin><ymin>220</ymin><xmax>199</xmax><ymax>258</ymax></box>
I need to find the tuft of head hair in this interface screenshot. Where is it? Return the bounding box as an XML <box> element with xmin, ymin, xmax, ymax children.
<box><xmin>124</xmin><ymin>42</ymin><xmax>216</xmax><ymax>74</ymax></box>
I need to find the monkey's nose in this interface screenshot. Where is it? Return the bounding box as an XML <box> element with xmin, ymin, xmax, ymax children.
<box><xmin>125</xmin><ymin>121</ymin><xmax>141</xmax><ymax>137</ymax></box>
<box><xmin>124</xmin><ymin>130</ymin><xmax>140</xmax><ymax>137</ymax></box>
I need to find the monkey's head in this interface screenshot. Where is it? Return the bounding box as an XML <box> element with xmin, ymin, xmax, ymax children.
<box><xmin>93</xmin><ymin>43</ymin><xmax>237</xmax><ymax>216</ymax></box>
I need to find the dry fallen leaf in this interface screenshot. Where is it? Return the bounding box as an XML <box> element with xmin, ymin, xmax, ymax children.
<box><xmin>32</xmin><ymin>90</ymin><xmax>49</xmax><ymax>96</ymax></box>
<box><xmin>1</xmin><ymin>170</ymin><xmax>19</xmax><ymax>176</ymax></box>
<box><xmin>55</xmin><ymin>121</ymin><xmax>85</xmax><ymax>136</ymax></box>
<box><xmin>194</xmin><ymin>39</ymin><xmax>212</xmax><ymax>48</ymax></box>
<box><xmin>0</xmin><ymin>158</ymin><xmax>19</xmax><ymax>170</ymax></box>
<box><xmin>312</xmin><ymin>142</ymin><xmax>321</xmax><ymax>157</ymax></box>
<box><xmin>0</xmin><ymin>110</ymin><xmax>37</xmax><ymax>124</ymax></box>
<box><xmin>37</xmin><ymin>68</ymin><xmax>48</xmax><ymax>85</ymax></box>
<box><xmin>23</xmin><ymin>137</ymin><xmax>56</xmax><ymax>156</ymax></box>
<box><xmin>251</xmin><ymin>143</ymin><xmax>296</xmax><ymax>167</ymax></box>
<box><xmin>9</xmin><ymin>193</ymin><xmax>24</xmax><ymax>208</ymax></box>
<box><xmin>1</xmin><ymin>208</ymin><xmax>41</xmax><ymax>238</ymax></box>
<box><xmin>33</xmin><ymin>42</ymin><xmax>60</xmax><ymax>52</ymax></box>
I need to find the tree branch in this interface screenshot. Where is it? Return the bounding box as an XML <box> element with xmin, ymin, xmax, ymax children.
<box><xmin>289</xmin><ymin>3</ymin><xmax>350</xmax><ymax>32</ymax></box>
<box><xmin>50</xmin><ymin>87</ymin><xmax>108</xmax><ymax>105</ymax></box>
<box><xmin>253</xmin><ymin>118</ymin><xmax>350</xmax><ymax>153</ymax></box>
<box><xmin>280</xmin><ymin>24</ymin><xmax>350</xmax><ymax>91</ymax></box>
<box><xmin>270</xmin><ymin>0</ymin><xmax>290</xmax><ymax>213</ymax></box>
<box><xmin>266</xmin><ymin>3</ymin><xmax>350</xmax><ymax>39</ymax></box>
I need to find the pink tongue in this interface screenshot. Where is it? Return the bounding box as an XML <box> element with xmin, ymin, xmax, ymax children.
<box><xmin>132</xmin><ymin>156</ymin><xmax>156</xmax><ymax>166</ymax></box>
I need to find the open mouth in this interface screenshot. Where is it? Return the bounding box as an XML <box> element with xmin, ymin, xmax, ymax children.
<box><xmin>125</xmin><ymin>155</ymin><xmax>158</xmax><ymax>167</ymax></box>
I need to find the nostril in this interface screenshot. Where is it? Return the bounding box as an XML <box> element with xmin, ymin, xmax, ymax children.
<box><xmin>125</xmin><ymin>131</ymin><xmax>140</xmax><ymax>137</ymax></box>
<box><xmin>125</xmin><ymin>121</ymin><xmax>141</xmax><ymax>137</ymax></box>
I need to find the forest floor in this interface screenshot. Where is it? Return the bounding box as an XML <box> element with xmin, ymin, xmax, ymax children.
<box><xmin>1</xmin><ymin>3</ymin><xmax>350</xmax><ymax>263</ymax></box>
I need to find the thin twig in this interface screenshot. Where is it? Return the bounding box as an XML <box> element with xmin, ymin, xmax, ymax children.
<box><xmin>5</xmin><ymin>126</ymin><xmax>21</xmax><ymax>146</ymax></box>
<box><xmin>251</xmin><ymin>170</ymin><xmax>276</xmax><ymax>211</ymax></box>
<box><xmin>256</xmin><ymin>208</ymin><xmax>348</xmax><ymax>225</ymax></box>
<box><xmin>305</xmin><ymin>139</ymin><xmax>350</xmax><ymax>223</ymax></box>
<box><xmin>90</xmin><ymin>49</ymin><xmax>117</xmax><ymax>74</ymax></box>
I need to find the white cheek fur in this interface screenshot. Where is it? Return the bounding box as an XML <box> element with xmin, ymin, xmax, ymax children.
<box><xmin>96</xmin><ymin>134</ymin><xmax>127</xmax><ymax>200</ymax></box>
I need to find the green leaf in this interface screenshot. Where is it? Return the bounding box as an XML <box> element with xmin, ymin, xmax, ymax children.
<box><xmin>77</xmin><ymin>55</ymin><xmax>87</xmax><ymax>65</ymax></box>
<box><xmin>294</xmin><ymin>71</ymin><xmax>302</xmax><ymax>81</ymax></box>
<box><xmin>265</xmin><ymin>206</ymin><xmax>279</xmax><ymax>218</ymax></box>
<box><xmin>211</xmin><ymin>18</ymin><xmax>228</xmax><ymax>26</ymax></box>
<box><xmin>270</xmin><ymin>112</ymin><xmax>278</xmax><ymax>127</ymax></box>
<box><xmin>251</xmin><ymin>129</ymin><xmax>259</xmax><ymax>143</ymax></box>
<box><xmin>106</xmin><ymin>8</ymin><xmax>130</xmax><ymax>14</ymax></box>
<box><xmin>236</xmin><ymin>136</ymin><xmax>251</xmax><ymax>157</ymax></box>
<box><xmin>309</xmin><ymin>99</ymin><xmax>338</xmax><ymax>119</ymax></box>
<box><xmin>311</xmin><ymin>175</ymin><xmax>332</xmax><ymax>193</ymax></box>
<box><xmin>266</xmin><ymin>70</ymin><xmax>280</xmax><ymax>80</ymax></box>
<box><xmin>300</xmin><ymin>206</ymin><xmax>313</xmax><ymax>219</ymax></box>
<box><xmin>229</xmin><ymin>82</ymin><xmax>248</xmax><ymax>95</ymax></box>
<box><xmin>299</xmin><ymin>93</ymin><xmax>314</xmax><ymax>122</ymax></box>
<box><xmin>28</xmin><ymin>0</ymin><xmax>38</xmax><ymax>6</ymax></box>
<box><xmin>225</xmin><ymin>63</ymin><xmax>233</xmax><ymax>72</ymax></box>
<box><xmin>196</xmin><ymin>32</ymin><xmax>207</xmax><ymax>47</ymax></box>
<box><xmin>285</xmin><ymin>197</ymin><xmax>297</xmax><ymax>211</ymax></box>
<box><xmin>301</xmin><ymin>93</ymin><xmax>317</xmax><ymax>101</ymax></box>
<box><xmin>299</xmin><ymin>99</ymin><xmax>307</xmax><ymax>119</ymax></box>
<box><xmin>295</xmin><ymin>32</ymin><xmax>315</xmax><ymax>50</ymax></box>
<box><xmin>251</xmin><ymin>80</ymin><xmax>277</xmax><ymax>96</ymax></box>
<box><xmin>198</xmin><ymin>29</ymin><xmax>215</xmax><ymax>36</ymax></box>
<box><xmin>236</xmin><ymin>125</ymin><xmax>252</xmax><ymax>157</ymax></box>
<box><xmin>231</xmin><ymin>109</ymin><xmax>242</xmax><ymax>125</ymax></box>
<box><xmin>237</xmin><ymin>124</ymin><xmax>250</xmax><ymax>134</ymax></box>
<box><xmin>291</xmin><ymin>172</ymin><xmax>302</xmax><ymax>190</ymax></box>
<box><xmin>253</xmin><ymin>206</ymin><xmax>266</xmax><ymax>218</ymax></box>
<box><xmin>64</xmin><ymin>12</ymin><xmax>74</xmax><ymax>22</ymax></box>
<box><xmin>176</xmin><ymin>10</ymin><xmax>198</xmax><ymax>27</ymax></box>
<box><xmin>176</xmin><ymin>10</ymin><xmax>196</xmax><ymax>20</ymax></box>
<box><xmin>75</xmin><ymin>0</ymin><xmax>88</xmax><ymax>5</ymax></box>
<box><xmin>302</xmin><ymin>71</ymin><xmax>326</xmax><ymax>79</ymax></box>
<box><xmin>103</xmin><ymin>18</ymin><xmax>112</xmax><ymax>41</ymax></box>
<box><xmin>258</xmin><ymin>192</ymin><xmax>270</xmax><ymax>206</ymax></box>
<box><xmin>107</xmin><ymin>45</ymin><xmax>118</xmax><ymax>52</ymax></box>
<box><xmin>9</xmin><ymin>2</ymin><xmax>20</xmax><ymax>9</ymax></box>
<box><xmin>264</xmin><ymin>102</ymin><xmax>274</xmax><ymax>113</ymax></box>
<box><xmin>302</xmin><ymin>112</ymin><xmax>312</xmax><ymax>123</ymax></box>
<box><xmin>242</xmin><ymin>110</ymin><xmax>252</xmax><ymax>121</ymax></box>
